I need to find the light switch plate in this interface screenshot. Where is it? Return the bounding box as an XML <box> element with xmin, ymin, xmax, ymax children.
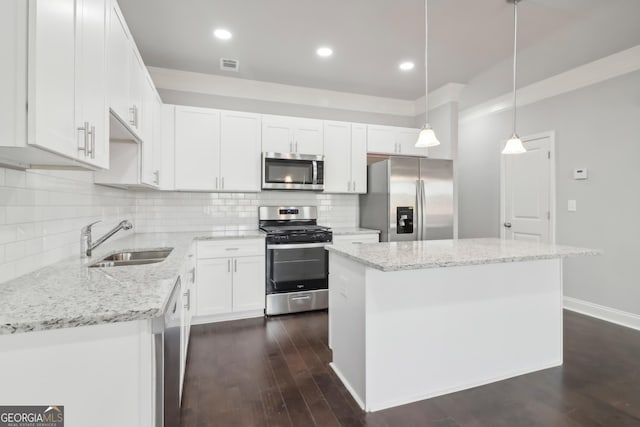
<box><xmin>568</xmin><ymin>200</ymin><xmax>577</xmax><ymax>212</ymax></box>
<box><xmin>574</xmin><ymin>168</ymin><xmax>588</xmax><ymax>180</ymax></box>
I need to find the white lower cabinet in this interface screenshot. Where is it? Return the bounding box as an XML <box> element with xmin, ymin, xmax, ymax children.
<box><xmin>194</xmin><ymin>239</ymin><xmax>265</xmax><ymax>321</ymax></box>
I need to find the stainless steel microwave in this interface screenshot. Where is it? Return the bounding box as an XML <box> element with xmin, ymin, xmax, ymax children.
<box><xmin>262</xmin><ymin>152</ymin><xmax>324</xmax><ymax>191</ymax></box>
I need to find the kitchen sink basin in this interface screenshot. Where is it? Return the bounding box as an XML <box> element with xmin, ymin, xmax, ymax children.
<box><xmin>89</xmin><ymin>248</ymin><xmax>173</xmax><ymax>268</ymax></box>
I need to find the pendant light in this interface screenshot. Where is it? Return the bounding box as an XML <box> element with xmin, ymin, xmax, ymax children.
<box><xmin>502</xmin><ymin>0</ymin><xmax>526</xmax><ymax>154</ymax></box>
<box><xmin>415</xmin><ymin>0</ymin><xmax>440</xmax><ymax>148</ymax></box>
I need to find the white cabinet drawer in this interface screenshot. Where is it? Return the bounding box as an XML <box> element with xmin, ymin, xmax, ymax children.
<box><xmin>197</xmin><ymin>239</ymin><xmax>265</xmax><ymax>259</ymax></box>
<box><xmin>332</xmin><ymin>234</ymin><xmax>379</xmax><ymax>245</ymax></box>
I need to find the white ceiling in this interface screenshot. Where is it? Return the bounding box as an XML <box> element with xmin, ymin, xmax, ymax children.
<box><xmin>119</xmin><ymin>0</ymin><xmax>640</xmax><ymax>101</ymax></box>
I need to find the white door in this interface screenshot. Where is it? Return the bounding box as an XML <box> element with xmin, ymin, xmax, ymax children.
<box><xmin>195</xmin><ymin>258</ymin><xmax>232</xmax><ymax>316</ymax></box>
<box><xmin>323</xmin><ymin>121</ymin><xmax>351</xmax><ymax>193</ymax></box>
<box><xmin>232</xmin><ymin>256</ymin><xmax>266</xmax><ymax>312</ymax></box>
<box><xmin>366</xmin><ymin>125</ymin><xmax>396</xmax><ymax>154</ymax></box>
<box><xmin>174</xmin><ymin>106</ymin><xmax>219</xmax><ymax>191</ymax></box>
<box><xmin>502</xmin><ymin>134</ymin><xmax>553</xmax><ymax>243</ymax></box>
<box><xmin>262</xmin><ymin>116</ymin><xmax>292</xmax><ymax>153</ymax></box>
<box><xmin>220</xmin><ymin>111</ymin><xmax>261</xmax><ymax>192</ymax></box>
<box><xmin>127</xmin><ymin>50</ymin><xmax>144</xmax><ymax>136</ymax></box>
<box><xmin>293</xmin><ymin>119</ymin><xmax>323</xmax><ymax>155</ymax></box>
<box><xmin>351</xmin><ymin>124</ymin><xmax>367</xmax><ymax>193</ymax></box>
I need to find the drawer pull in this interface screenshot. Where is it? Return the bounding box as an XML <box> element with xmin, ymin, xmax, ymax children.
<box><xmin>225</xmin><ymin>248</ymin><xmax>239</xmax><ymax>251</ymax></box>
<box><xmin>291</xmin><ymin>295</ymin><xmax>311</xmax><ymax>301</ymax></box>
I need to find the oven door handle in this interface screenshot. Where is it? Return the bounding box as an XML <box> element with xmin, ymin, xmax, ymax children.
<box><xmin>267</xmin><ymin>242</ymin><xmax>329</xmax><ymax>249</ymax></box>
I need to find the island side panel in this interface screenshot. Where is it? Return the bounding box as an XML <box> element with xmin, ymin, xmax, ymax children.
<box><xmin>328</xmin><ymin>252</ymin><xmax>367</xmax><ymax>408</ymax></box>
<box><xmin>0</xmin><ymin>320</ymin><xmax>155</xmax><ymax>427</ymax></box>
<box><xmin>364</xmin><ymin>258</ymin><xmax>563</xmax><ymax>412</ymax></box>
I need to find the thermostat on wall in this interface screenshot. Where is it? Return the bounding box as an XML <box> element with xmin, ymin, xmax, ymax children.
<box><xmin>573</xmin><ymin>168</ymin><xmax>588</xmax><ymax>180</ymax></box>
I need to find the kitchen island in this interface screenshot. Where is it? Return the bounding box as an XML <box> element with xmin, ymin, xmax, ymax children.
<box><xmin>326</xmin><ymin>238</ymin><xmax>598</xmax><ymax>412</ymax></box>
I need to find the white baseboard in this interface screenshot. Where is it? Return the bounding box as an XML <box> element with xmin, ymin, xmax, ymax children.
<box><xmin>329</xmin><ymin>363</ymin><xmax>366</xmax><ymax>411</ymax></box>
<box><xmin>564</xmin><ymin>297</ymin><xmax>640</xmax><ymax>331</ymax></box>
<box><xmin>191</xmin><ymin>309</ymin><xmax>264</xmax><ymax>325</ymax></box>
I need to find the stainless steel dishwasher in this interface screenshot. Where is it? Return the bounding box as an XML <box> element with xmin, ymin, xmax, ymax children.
<box><xmin>154</xmin><ymin>277</ymin><xmax>182</xmax><ymax>427</ymax></box>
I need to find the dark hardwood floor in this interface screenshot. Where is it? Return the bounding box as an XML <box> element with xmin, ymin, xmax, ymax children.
<box><xmin>179</xmin><ymin>310</ymin><xmax>640</xmax><ymax>427</ymax></box>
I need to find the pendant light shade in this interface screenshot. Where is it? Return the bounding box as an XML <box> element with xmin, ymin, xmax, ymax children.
<box><xmin>415</xmin><ymin>0</ymin><xmax>440</xmax><ymax>148</ymax></box>
<box><xmin>415</xmin><ymin>126</ymin><xmax>440</xmax><ymax>148</ymax></box>
<box><xmin>502</xmin><ymin>0</ymin><xmax>526</xmax><ymax>155</ymax></box>
<box><xmin>502</xmin><ymin>134</ymin><xmax>526</xmax><ymax>154</ymax></box>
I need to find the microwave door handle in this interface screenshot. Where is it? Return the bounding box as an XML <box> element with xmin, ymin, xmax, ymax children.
<box><xmin>312</xmin><ymin>160</ymin><xmax>318</xmax><ymax>184</ymax></box>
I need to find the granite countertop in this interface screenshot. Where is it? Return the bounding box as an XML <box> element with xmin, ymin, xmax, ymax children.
<box><xmin>325</xmin><ymin>238</ymin><xmax>600</xmax><ymax>272</ymax></box>
<box><xmin>0</xmin><ymin>231</ymin><xmax>265</xmax><ymax>335</ymax></box>
<box><xmin>331</xmin><ymin>227</ymin><xmax>380</xmax><ymax>235</ymax></box>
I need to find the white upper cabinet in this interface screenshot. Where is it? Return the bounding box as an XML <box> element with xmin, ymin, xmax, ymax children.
<box><xmin>172</xmin><ymin>107</ymin><xmax>262</xmax><ymax>192</ymax></box>
<box><xmin>323</xmin><ymin>121</ymin><xmax>367</xmax><ymax>194</ymax></box>
<box><xmin>0</xmin><ymin>0</ymin><xmax>110</xmax><ymax>169</ymax></box>
<box><xmin>107</xmin><ymin>2</ymin><xmax>130</xmax><ymax>125</ymax></box>
<box><xmin>367</xmin><ymin>125</ymin><xmax>427</xmax><ymax>157</ymax></box>
<box><xmin>140</xmin><ymin>77</ymin><xmax>157</xmax><ymax>186</ymax></box>
<box><xmin>350</xmin><ymin>123</ymin><xmax>367</xmax><ymax>193</ymax></box>
<box><xmin>220</xmin><ymin>111</ymin><xmax>261</xmax><ymax>192</ymax></box>
<box><xmin>395</xmin><ymin>127</ymin><xmax>426</xmax><ymax>156</ymax></box>
<box><xmin>174</xmin><ymin>106</ymin><xmax>220</xmax><ymax>191</ymax></box>
<box><xmin>27</xmin><ymin>0</ymin><xmax>77</xmax><ymax>159</ymax></box>
<box><xmin>262</xmin><ymin>115</ymin><xmax>323</xmax><ymax>155</ymax></box>
<box><xmin>107</xmin><ymin>1</ymin><xmax>145</xmax><ymax>138</ymax></box>
<box><xmin>75</xmin><ymin>0</ymin><xmax>109</xmax><ymax>168</ymax></box>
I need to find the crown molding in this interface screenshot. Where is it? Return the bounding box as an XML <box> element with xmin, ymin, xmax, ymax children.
<box><xmin>148</xmin><ymin>67</ymin><xmax>420</xmax><ymax>116</ymax></box>
<box><xmin>414</xmin><ymin>83</ymin><xmax>466</xmax><ymax>114</ymax></box>
<box><xmin>460</xmin><ymin>44</ymin><xmax>640</xmax><ymax>122</ymax></box>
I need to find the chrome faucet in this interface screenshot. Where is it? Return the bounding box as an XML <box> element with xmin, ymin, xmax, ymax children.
<box><xmin>81</xmin><ymin>220</ymin><xmax>133</xmax><ymax>258</ymax></box>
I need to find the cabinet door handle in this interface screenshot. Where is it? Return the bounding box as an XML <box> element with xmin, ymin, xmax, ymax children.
<box><xmin>234</xmin><ymin>259</ymin><xmax>237</xmax><ymax>273</ymax></box>
<box><xmin>221</xmin><ymin>177</ymin><xmax>224</xmax><ymax>190</ymax></box>
<box><xmin>227</xmin><ymin>259</ymin><xmax>231</xmax><ymax>272</ymax></box>
<box><xmin>89</xmin><ymin>124</ymin><xmax>95</xmax><ymax>159</ymax></box>
<box><xmin>215</xmin><ymin>177</ymin><xmax>219</xmax><ymax>189</ymax></box>
<box><xmin>77</xmin><ymin>122</ymin><xmax>88</xmax><ymax>155</ymax></box>
<box><xmin>129</xmin><ymin>106</ymin><xmax>136</xmax><ymax>126</ymax></box>
<box><xmin>295</xmin><ymin>142</ymin><xmax>298</xmax><ymax>152</ymax></box>
<box><xmin>353</xmin><ymin>181</ymin><xmax>356</xmax><ymax>192</ymax></box>
<box><xmin>190</xmin><ymin>267</ymin><xmax>195</xmax><ymax>284</ymax></box>
<box><xmin>153</xmin><ymin>170</ymin><xmax>160</xmax><ymax>185</ymax></box>
<box><xmin>184</xmin><ymin>289</ymin><xmax>191</xmax><ymax>310</ymax></box>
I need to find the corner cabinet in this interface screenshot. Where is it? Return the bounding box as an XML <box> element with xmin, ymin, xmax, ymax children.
<box><xmin>173</xmin><ymin>106</ymin><xmax>262</xmax><ymax>192</ymax></box>
<box><xmin>323</xmin><ymin>121</ymin><xmax>367</xmax><ymax>194</ymax></box>
<box><xmin>367</xmin><ymin>125</ymin><xmax>427</xmax><ymax>157</ymax></box>
<box><xmin>194</xmin><ymin>239</ymin><xmax>265</xmax><ymax>323</ymax></box>
<box><xmin>262</xmin><ymin>115</ymin><xmax>324</xmax><ymax>155</ymax></box>
<box><xmin>0</xmin><ymin>0</ymin><xmax>109</xmax><ymax>169</ymax></box>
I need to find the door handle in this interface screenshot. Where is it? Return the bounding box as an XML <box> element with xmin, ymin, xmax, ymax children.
<box><xmin>221</xmin><ymin>177</ymin><xmax>224</xmax><ymax>190</ymax></box>
<box><xmin>504</xmin><ymin>222</ymin><xmax>512</xmax><ymax>228</ymax></box>
<box><xmin>77</xmin><ymin>122</ymin><xmax>89</xmax><ymax>155</ymax></box>
<box><xmin>234</xmin><ymin>259</ymin><xmax>237</xmax><ymax>273</ymax></box>
<box><xmin>227</xmin><ymin>259</ymin><xmax>231</xmax><ymax>272</ymax></box>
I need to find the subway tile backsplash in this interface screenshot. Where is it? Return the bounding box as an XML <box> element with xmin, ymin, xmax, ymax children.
<box><xmin>0</xmin><ymin>166</ymin><xmax>358</xmax><ymax>283</ymax></box>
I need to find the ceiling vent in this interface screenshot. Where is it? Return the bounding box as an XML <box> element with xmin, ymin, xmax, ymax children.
<box><xmin>220</xmin><ymin>58</ymin><xmax>239</xmax><ymax>72</ymax></box>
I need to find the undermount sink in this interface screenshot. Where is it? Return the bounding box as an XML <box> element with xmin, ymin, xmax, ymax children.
<box><xmin>89</xmin><ymin>248</ymin><xmax>173</xmax><ymax>268</ymax></box>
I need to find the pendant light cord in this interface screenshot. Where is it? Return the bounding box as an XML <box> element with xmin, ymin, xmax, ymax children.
<box><xmin>424</xmin><ymin>0</ymin><xmax>429</xmax><ymax>124</ymax></box>
<box><xmin>512</xmin><ymin>0</ymin><xmax>518</xmax><ymax>136</ymax></box>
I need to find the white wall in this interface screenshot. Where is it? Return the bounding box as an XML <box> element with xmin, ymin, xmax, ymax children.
<box><xmin>0</xmin><ymin>167</ymin><xmax>136</xmax><ymax>282</ymax></box>
<box><xmin>458</xmin><ymin>70</ymin><xmax>640</xmax><ymax>315</ymax></box>
<box><xmin>134</xmin><ymin>190</ymin><xmax>358</xmax><ymax>233</ymax></box>
<box><xmin>0</xmin><ymin>165</ymin><xmax>358</xmax><ymax>284</ymax></box>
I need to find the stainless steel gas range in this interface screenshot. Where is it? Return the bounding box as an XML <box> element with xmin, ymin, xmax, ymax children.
<box><xmin>259</xmin><ymin>206</ymin><xmax>332</xmax><ymax>315</ymax></box>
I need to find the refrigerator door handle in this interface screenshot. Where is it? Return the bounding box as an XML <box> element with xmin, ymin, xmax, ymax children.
<box><xmin>416</xmin><ymin>180</ymin><xmax>422</xmax><ymax>240</ymax></box>
<box><xmin>420</xmin><ymin>180</ymin><xmax>428</xmax><ymax>240</ymax></box>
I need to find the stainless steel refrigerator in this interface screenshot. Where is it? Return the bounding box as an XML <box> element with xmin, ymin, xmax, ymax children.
<box><xmin>359</xmin><ymin>157</ymin><xmax>454</xmax><ymax>242</ymax></box>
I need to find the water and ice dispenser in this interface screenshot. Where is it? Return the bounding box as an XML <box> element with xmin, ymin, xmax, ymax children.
<box><xmin>396</xmin><ymin>207</ymin><xmax>414</xmax><ymax>234</ymax></box>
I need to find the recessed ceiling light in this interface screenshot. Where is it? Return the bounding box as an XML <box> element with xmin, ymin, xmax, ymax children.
<box><xmin>214</xmin><ymin>29</ymin><xmax>232</xmax><ymax>40</ymax></box>
<box><xmin>316</xmin><ymin>47</ymin><xmax>333</xmax><ymax>57</ymax></box>
<box><xmin>399</xmin><ymin>61</ymin><xmax>415</xmax><ymax>71</ymax></box>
